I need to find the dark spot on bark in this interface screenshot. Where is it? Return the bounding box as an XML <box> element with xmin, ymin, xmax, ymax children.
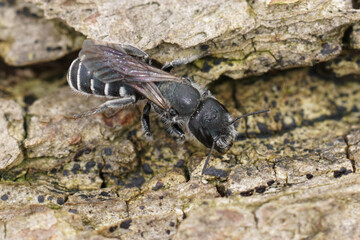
<box><xmin>139</xmin><ymin>205</ymin><xmax>145</xmax><ymax>210</ymax></box>
<box><xmin>66</xmin><ymin>208</ymin><xmax>76</xmax><ymax>214</ymax></box>
<box><xmin>240</xmin><ymin>189</ymin><xmax>254</xmax><ymax>197</ymax></box>
<box><xmin>84</xmin><ymin>147</ymin><xmax>91</xmax><ymax>154</ymax></box>
<box><xmin>72</xmin><ymin>164</ymin><xmax>80</xmax><ymax>174</ymax></box>
<box><xmin>306</xmin><ymin>174</ymin><xmax>313</xmax><ymax>179</ymax></box>
<box><xmin>271</xmin><ymin>100</ymin><xmax>277</xmax><ymax>108</ymax></box>
<box><xmin>152</xmin><ymin>181</ymin><xmax>164</xmax><ymax>191</ymax></box>
<box><xmin>63</xmin><ymin>170</ymin><xmax>70</xmax><ymax>176</ymax></box>
<box><xmin>125</xmin><ymin>176</ymin><xmax>145</xmax><ymax>188</ymax></box>
<box><xmin>267</xmin><ymin>180</ymin><xmax>275</xmax><ymax>186</ymax></box>
<box><xmin>48</xmin><ymin>196</ymin><xmax>53</xmax><ymax>201</ymax></box>
<box><xmin>274</xmin><ymin>112</ymin><xmax>282</xmax><ymax>122</ymax></box>
<box><xmin>85</xmin><ymin>161</ymin><xmax>96</xmax><ymax>171</ymax></box>
<box><xmin>334</xmin><ymin>170</ymin><xmax>343</xmax><ymax>178</ymax></box>
<box><xmin>97</xmin><ymin>162</ymin><xmax>103</xmax><ymax>170</ymax></box>
<box><xmin>46</xmin><ymin>46</ymin><xmax>63</xmax><ymax>52</ymax></box>
<box><xmin>7</xmin><ymin>0</ymin><xmax>16</xmax><ymax>5</ymax></box>
<box><xmin>201</xmin><ymin>62</ymin><xmax>212</xmax><ymax>73</ymax></box>
<box><xmin>24</xmin><ymin>94</ymin><xmax>37</xmax><ymax>105</ymax></box>
<box><xmin>332</xmin><ymin>104</ymin><xmax>347</xmax><ymax>119</ymax></box>
<box><xmin>255</xmin><ymin>185</ymin><xmax>266</xmax><ymax>193</ymax></box>
<box><xmin>57</xmin><ymin>197</ymin><xmax>64</xmax><ymax>205</ymax></box>
<box><xmin>200</xmin><ymin>44</ymin><xmax>209</xmax><ymax>50</ymax></box>
<box><xmin>50</xmin><ymin>168</ymin><xmax>57</xmax><ymax>174</ymax></box>
<box><xmin>142</xmin><ymin>163</ymin><xmax>154</xmax><ymax>174</ymax></box>
<box><xmin>174</xmin><ymin>159</ymin><xmax>185</xmax><ymax>168</ymax></box>
<box><xmin>100</xmin><ymin>191</ymin><xmax>110</xmax><ymax>197</ymax></box>
<box><xmin>109</xmin><ymin>226</ymin><xmax>117</xmax><ymax>232</ymax></box>
<box><xmin>321</xmin><ymin>43</ymin><xmax>339</xmax><ymax>55</ymax></box>
<box><xmin>159</xmin><ymin>195</ymin><xmax>164</xmax><ymax>200</ymax></box>
<box><xmin>257</xmin><ymin>122</ymin><xmax>270</xmax><ymax>134</ymax></box>
<box><xmin>169</xmin><ymin>221</ymin><xmax>175</xmax><ymax>227</ymax></box>
<box><xmin>1</xmin><ymin>194</ymin><xmax>8</xmax><ymax>201</ymax></box>
<box><xmin>203</xmin><ymin>166</ymin><xmax>227</xmax><ymax>178</ymax></box>
<box><xmin>338</xmin><ymin>167</ymin><xmax>352</xmax><ymax>176</ymax></box>
<box><xmin>244</xmin><ymin>69</ymin><xmax>252</xmax><ymax>75</ymax></box>
<box><xmin>104</xmin><ymin>147</ymin><xmax>112</xmax><ymax>156</ymax></box>
<box><xmin>79</xmin><ymin>194</ymin><xmax>88</xmax><ymax>199</ymax></box>
<box><xmin>74</xmin><ymin>150</ymin><xmax>84</xmax><ymax>161</ymax></box>
<box><xmin>38</xmin><ymin>195</ymin><xmax>45</xmax><ymax>203</ymax></box>
<box><xmin>228</xmin><ymin>62</ymin><xmax>233</xmax><ymax>66</ymax></box>
<box><xmin>120</xmin><ymin>219</ymin><xmax>132</xmax><ymax>229</ymax></box>
<box><xmin>213</xmin><ymin>58</ymin><xmax>225</xmax><ymax>65</ymax></box>
<box><xmin>166</xmin><ymin>230</ymin><xmax>171</xmax><ymax>235</ymax></box>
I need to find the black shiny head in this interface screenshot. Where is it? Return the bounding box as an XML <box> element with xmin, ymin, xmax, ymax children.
<box><xmin>189</xmin><ymin>98</ymin><xmax>270</xmax><ymax>175</ymax></box>
<box><xmin>188</xmin><ymin>98</ymin><xmax>234</xmax><ymax>152</ymax></box>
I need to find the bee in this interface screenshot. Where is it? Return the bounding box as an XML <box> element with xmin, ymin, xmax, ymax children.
<box><xmin>67</xmin><ymin>39</ymin><xmax>269</xmax><ymax>175</ymax></box>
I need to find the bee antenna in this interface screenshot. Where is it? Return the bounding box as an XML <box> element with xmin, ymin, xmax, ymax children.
<box><xmin>201</xmin><ymin>136</ymin><xmax>220</xmax><ymax>175</ymax></box>
<box><xmin>230</xmin><ymin>109</ymin><xmax>270</xmax><ymax>125</ymax></box>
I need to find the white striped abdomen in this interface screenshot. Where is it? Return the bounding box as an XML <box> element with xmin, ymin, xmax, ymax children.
<box><xmin>67</xmin><ymin>58</ymin><xmax>132</xmax><ymax>97</ymax></box>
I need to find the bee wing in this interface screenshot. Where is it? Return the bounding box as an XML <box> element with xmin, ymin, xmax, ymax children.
<box><xmin>79</xmin><ymin>39</ymin><xmax>184</xmax><ymax>84</ymax></box>
<box><xmin>78</xmin><ymin>39</ymin><xmax>188</xmax><ymax>110</ymax></box>
<box><xmin>127</xmin><ymin>82</ymin><xmax>170</xmax><ymax>110</ymax></box>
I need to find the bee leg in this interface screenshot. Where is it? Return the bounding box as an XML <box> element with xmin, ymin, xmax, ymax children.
<box><xmin>169</xmin><ymin>123</ymin><xmax>185</xmax><ymax>142</ymax></box>
<box><xmin>141</xmin><ymin>102</ymin><xmax>152</xmax><ymax>137</ymax></box>
<box><xmin>72</xmin><ymin>96</ymin><xmax>136</xmax><ymax>118</ymax></box>
<box><xmin>162</xmin><ymin>51</ymin><xmax>210</xmax><ymax>70</ymax></box>
<box><xmin>122</xmin><ymin>45</ymin><xmax>151</xmax><ymax>63</ymax></box>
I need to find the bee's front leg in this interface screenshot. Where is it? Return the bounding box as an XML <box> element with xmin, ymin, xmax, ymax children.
<box><xmin>141</xmin><ymin>101</ymin><xmax>152</xmax><ymax>137</ymax></box>
<box><xmin>168</xmin><ymin>123</ymin><xmax>185</xmax><ymax>142</ymax></box>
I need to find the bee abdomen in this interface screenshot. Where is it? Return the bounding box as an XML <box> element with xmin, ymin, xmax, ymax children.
<box><xmin>67</xmin><ymin>58</ymin><xmax>130</xmax><ymax>97</ymax></box>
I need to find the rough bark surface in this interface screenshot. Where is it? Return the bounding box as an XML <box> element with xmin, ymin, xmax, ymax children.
<box><xmin>3</xmin><ymin>0</ymin><xmax>357</xmax><ymax>83</ymax></box>
<box><xmin>0</xmin><ymin>0</ymin><xmax>83</xmax><ymax>66</ymax></box>
<box><xmin>0</xmin><ymin>57</ymin><xmax>359</xmax><ymax>239</ymax></box>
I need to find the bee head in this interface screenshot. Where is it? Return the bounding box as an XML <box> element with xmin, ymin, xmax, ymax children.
<box><xmin>189</xmin><ymin>98</ymin><xmax>270</xmax><ymax>174</ymax></box>
<box><xmin>188</xmin><ymin>98</ymin><xmax>235</xmax><ymax>152</ymax></box>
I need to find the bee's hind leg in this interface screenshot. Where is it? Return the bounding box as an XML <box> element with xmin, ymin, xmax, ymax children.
<box><xmin>122</xmin><ymin>45</ymin><xmax>151</xmax><ymax>64</ymax></box>
<box><xmin>162</xmin><ymin>51</ymin><xmax>211</xmax><ymax>70</ymax></box>
<box><xmin>71</xmin><ymin>96</ymin><xmax>136</xmax><ymax>118</ymax></box>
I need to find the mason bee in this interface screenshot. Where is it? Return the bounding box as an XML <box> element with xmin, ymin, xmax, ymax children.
<box><xmin>67</xmin><ymin>39</ymin><xmax>269</xmax><ymax>174</ymax></box>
